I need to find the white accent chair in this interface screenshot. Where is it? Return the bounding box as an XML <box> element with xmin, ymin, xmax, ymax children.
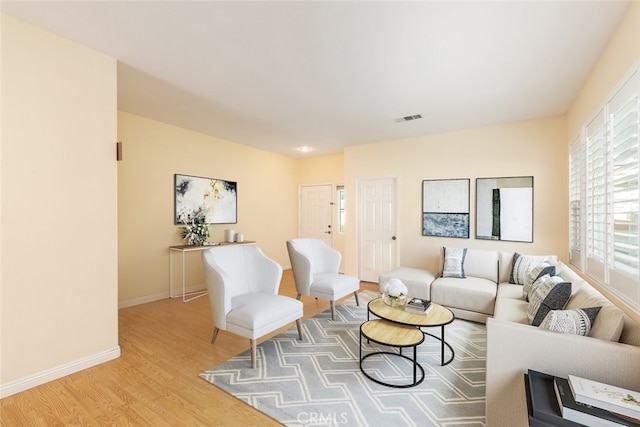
<box><xmin>202</xmin><ymin>244</ymin><xmax>303</xmax><ymax>368</ymax></box>
<box><xmin>286</xmin><ymin>238</ymin><xmax>360</xmax><ymax>321</ymax></box>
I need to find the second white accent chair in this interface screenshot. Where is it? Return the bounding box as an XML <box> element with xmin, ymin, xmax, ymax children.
<box><xmin>286</xmin><ymin>238</ymin><xmax>360</xmax><ymax>320</ymax></box>
<box><xmin>202</xmin><ymin>244</ymin><xmax>303</xmax><ymax>368</ymax></box>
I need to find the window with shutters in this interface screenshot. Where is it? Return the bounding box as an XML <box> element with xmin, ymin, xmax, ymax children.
<box><xmin>569</xmin><ymin>136</ymin><xmax>583</xmax><ymax>269</ymax></box>
<box><xmin>570</xmin><ymin>64</ymin><xmax>640</xmax><ymax>311</ymax></box>
<box><xmin>337</xmin><ymin>186</ymin><xmax>345</xmax><ymax>233</ymax></box>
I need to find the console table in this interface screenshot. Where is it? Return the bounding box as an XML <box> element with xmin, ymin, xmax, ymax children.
<box><xmin>169</xmin><ymin>241</ymin><xmax>255</xmax><ymax>302</ymax></box>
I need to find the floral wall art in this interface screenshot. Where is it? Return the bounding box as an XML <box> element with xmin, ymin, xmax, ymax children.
<box><xmin>174</xmin><ymin>174</ymin><xmax>237</xmax><ymax>224</ymax></box>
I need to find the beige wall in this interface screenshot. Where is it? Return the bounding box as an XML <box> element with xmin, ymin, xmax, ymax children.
<box><xmin>117</xmin><ymin>112</ymin><xmax>299</xmax><ymax>306</ymax></box>
<box><xmin>343</xmin><ymin>117</ymin><xmax>568</xmax><ymax>277</ymax></box>
<box><xmin>567</xmin><ymin>1</ymin><xmax>640</xmax><ymax>138</ymax></box>
<box><xmin>1</xmin><ymin>16</ymin><xmax>119</xmax><ymax>392</ymax></box>
<box><xmin>297</xmin><ymin>153</ymin><xmax>344</xmax><ymax>185</ymax></box>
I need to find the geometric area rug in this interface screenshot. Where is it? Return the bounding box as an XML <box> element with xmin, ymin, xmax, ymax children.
<box><xmin>200</xmin><ymin>292</ymin><xmax>486</xmax><ymax>426</ymax></box>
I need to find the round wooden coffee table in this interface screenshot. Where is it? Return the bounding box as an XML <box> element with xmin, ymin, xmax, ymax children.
<box><xmin>367</xmin><ymin>297</ymin><xmax>455</xmax><ymax>366</ymax></box>
<box><xmin>359</xmin><ymin>319</ymin><xmax>425</xmax><ymax>388</ymax></box>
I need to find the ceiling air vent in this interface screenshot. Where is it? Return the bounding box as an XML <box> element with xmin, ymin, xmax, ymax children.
<box><xmin>393</xmin><ymin>114</ymin><xmax>423</xmax><ymax>123</ymax></box>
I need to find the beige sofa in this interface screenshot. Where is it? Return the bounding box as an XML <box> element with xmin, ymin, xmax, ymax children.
<box><xmin>379</xmin><ymin>248</ymin><xmax>504</xmax><ymax>323</ymax></box>
<box><xmin>380</xmin><ymin>248</ymin><xmax>640</xmax><ymax>426</ymax></box>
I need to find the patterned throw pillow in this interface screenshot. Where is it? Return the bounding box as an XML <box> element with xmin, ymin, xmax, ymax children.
<box><xmin>522</xmin><ymin>262</ymin><xmax>556</xmax><ymax>301</ymax></box>
<box><xmin>539</xmin><ymin>307</ymin><xmax>601</xmax><ymax>336</ymax></box>
<box><xmin>441</xmin><ymin>247</ymin><xmax>467</xmax><ymax>278</ymax></box>
<box><xmin>527</xmin><ymin>275</ymin><xmax>572</xmax><ymax>326</ymax></box>
<box><xmin>510</xmin><ymin>253</ymin><xmax>549</xmax><ymax>285</ymax></box>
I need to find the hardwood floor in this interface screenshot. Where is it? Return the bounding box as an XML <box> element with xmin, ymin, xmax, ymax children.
<box><xmin>0</xmin><ymin>271</ymin><xmax>378</xmax><ymax>426</ymax></box>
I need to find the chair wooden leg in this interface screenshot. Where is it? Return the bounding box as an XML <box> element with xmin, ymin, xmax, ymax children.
<box><xmin>250</xmin><ymin>339</ymin><xmax>257</xmax><ymax>368</ymax></box>
<box><xmin>330</xmin><ymin>301</ymin><xmax>336</xmax><ymax>320</ymax></box>
<box><xmin>296</xmin><ymin>319</ymin><xmax>303</xmax><ymax>340</ymax></box>
<box><xmin>354</xmin><ymin>291</ymin><xmax>360</xmax><ymax>306</ymax></box>
<box><xmin>211</xmin><ymin>327</ymin><xmax>220</xmax><ymax>344</ymax></box>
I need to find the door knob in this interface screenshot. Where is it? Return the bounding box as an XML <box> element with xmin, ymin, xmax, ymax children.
<box><xmin>392</xmin><ymin>236</ymin><xmax>397</xmax><ymax>240</ymax></box>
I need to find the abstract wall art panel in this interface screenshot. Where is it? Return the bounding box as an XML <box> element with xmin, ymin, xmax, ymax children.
<box><xmin>422</xmin><ymin>179</ymin><xmax>470</xmax><ymax>238</ymax></box>
<box><xmin>174</xmin><ymin>174</ymin><xmax>237</xmax><ymax>225</ymax></box>
<box><xmin>422</xmin><ymin>213</ymin><xmax>470</xmax><ymax>238</ymax></box>
<box><xmin>476</xmin><ymin>176</ymin><xmax>533</xmax><ymax>242</ymax></box>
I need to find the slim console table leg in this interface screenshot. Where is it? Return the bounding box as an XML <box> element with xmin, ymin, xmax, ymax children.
<box><xmin>169</xmin><ymin>250</ymin><xmax>175</xmax><ymax>298</ymax></box>
<box><xmin>169</xmin><ymin>243</ymin><xmax>255</xmax><ymax>303</ymax></box>
<box><xmin>182</xmin><ymin>250</ymin><xmax>187</xmax><ymax>302</ymax></box>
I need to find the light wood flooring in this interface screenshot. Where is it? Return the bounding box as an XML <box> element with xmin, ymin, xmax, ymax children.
<box><xmin>0</xmin><ymin>271</ymin><xmax>377</xmax><ymax>426</ymax></box>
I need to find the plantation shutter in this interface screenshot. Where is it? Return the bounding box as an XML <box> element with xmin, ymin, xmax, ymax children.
<box><xmin>569</xmin><ymin>135</ymin><xmax>583</xmax><ymax>269</ymax></box>
<box><xmin>571</xmin><ymin>63</ymin><xmax>640</xmax><ymax>311</ymax></box>
<box><xmin>585</xmin><ymin>110</ymin><xmax>608</xmax><ymax>282</ymax></box>
<box><xmin>608</xmin><ymin>71</ymin><xmax>640</xmax><ymax>302</ymax></box>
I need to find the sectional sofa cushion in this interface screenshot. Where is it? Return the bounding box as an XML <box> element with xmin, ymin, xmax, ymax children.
<box><xmin>522</xmin><ymin>262</ymin><xmax>556</xmax><ymax>301</ymax></box>
<box><xmin>510</xmin><ymin>253</ymin><xmax>549</xmax><ymax>285</ymax></box>
<box><xmin>494</xmin><ymin>284</ymin><xmax>529</xmax><ymax>323</ymax></box>
<box><xmin>498</xmin><ymin>251</ymin><xmax>559</xmax><ymax>284</ymax></box>
<box><xmin>527</xmin><ymin>275</ymin><xmax>572</xmax><ymax>326</ymax></box>
<box><xmin>441</xmin><ymin>247</ymin><xmax>467</xmax><ymax>278</ymax></box>
<box><xmin>459</xmin><ymin>248</ymin><xmax>499</xmax><ymax>283</ymax></box>
<box><xmin>620</xmin><ymin>316</ymin><xmax>640</xmax><ymax>346</ymax></box>
<box><xmin>378</xmin><ymin>267</ymin><xmax>435</xmax><ymax>300</ymax></box>
<box><xmin>565</xmin><ymin>282</ymin><xmax>625</xmax><ymax>341</ymax></box>
<box><xmin>539</xmin><ymin>307</ymin><xmax>601</xmax><ymax>336</ymax></box>
<box><xmin>431</xmin><ymin>277</ymin><xmax>497</xmax><ymax>315</ymax></box>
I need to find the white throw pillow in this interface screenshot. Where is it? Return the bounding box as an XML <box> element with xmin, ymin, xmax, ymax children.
<box><xmin>441</xmin><ymin>247</ymin><xmax>467</xmax><ymax>278</ymax></box>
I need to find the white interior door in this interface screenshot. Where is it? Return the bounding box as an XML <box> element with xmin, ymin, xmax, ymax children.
<box><xmin>358</xmin><ymin>177</ymin><xmax>398</xmax><ymax>282</ymax></box>
<box><xmin>300</xmin><ymin>184</ymin><xmax>333</xmax><ymax>246</ymax></box>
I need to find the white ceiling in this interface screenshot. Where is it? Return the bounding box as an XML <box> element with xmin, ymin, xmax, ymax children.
<box><xmin>1</xmin><ymin>1</ymin><xmax>630</xmax><ymax>158</ymax></box>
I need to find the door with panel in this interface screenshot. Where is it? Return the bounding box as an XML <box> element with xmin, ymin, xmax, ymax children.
<box><xmin>358</xmin><ymin>177</ymin><xmax>398</xmax><ymax>283</ymax></box>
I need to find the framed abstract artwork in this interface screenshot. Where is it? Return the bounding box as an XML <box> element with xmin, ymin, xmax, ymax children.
<box><xmin>476</xmin><ymin>176</ymin><xmax>533</xmax><ymax>242</ymax></box>
<box><xmin>174</xmin><ymin>174</ymin><xmax>237</xmax><ymax>225</ymax></box>
<box><xmin>422</xmin><ymin>179</ymin><xmax>470</xmax><ymax>238</ymax></box>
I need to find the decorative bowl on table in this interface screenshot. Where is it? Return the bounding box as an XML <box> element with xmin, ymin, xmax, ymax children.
<box><xmin>381</xmin><ymin>278</ymin><xmax>408</xmax><ymax>307</ymax></box>
<box><xmin>382</xmin><ymin>293</ymin><xmax>407</xmax><ymax>307</ymax></box>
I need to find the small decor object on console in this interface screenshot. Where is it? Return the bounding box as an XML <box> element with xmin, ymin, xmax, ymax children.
<box><xmin>181</xmin><ymin>220</ymin><xmax>210</xmax><ymax>246</ymax></box>
<box><xmin>568</xmin><ymin>375</ymin><xmax>640</xmax><ymax>421</ymax></box>
<box><xmin>405</xmin><ymin>298</ymin><xmax>432</xmax><ymax>315</ymax></box>
<box><xmin>382</xmin><ymin>278</ymin><xmax>408</xmax><ymax>307</ymax></box>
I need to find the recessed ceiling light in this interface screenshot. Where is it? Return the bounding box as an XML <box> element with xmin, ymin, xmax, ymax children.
<box><xmin>393</xmin><ymin>114</ymin><xmax>423</xmax><ymax>123</ymax></box>
<box><xmin>297</xmin><ymin>146</ymin><xmax>313</xmax><ymax>153</ymax></box>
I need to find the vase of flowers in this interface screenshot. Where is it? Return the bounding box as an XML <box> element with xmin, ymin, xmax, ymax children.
<box><xmin>182</xmin><ymin>221</ymin><xmax>210</xmax><ymax>246</ymax></box>
<box><xmin>382</xmin><ymin>278</ymin><xmax>408</xmax><ymax>307</ymax></box>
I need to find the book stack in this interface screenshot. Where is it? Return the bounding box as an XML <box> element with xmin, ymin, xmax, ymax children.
<box><xmin>526</xmin><ymin>370</ymin><xmax>640</xmax><ymax>427</ymax></box>
<box><xmin>404</xmin><ymin>298</ymin><xmax>432</xmax><ymax>315</ymax></box>
<box><xmin>557</xmin><ymin>375</ymin><xmax>640</xmax><ymax>427</ymax></box>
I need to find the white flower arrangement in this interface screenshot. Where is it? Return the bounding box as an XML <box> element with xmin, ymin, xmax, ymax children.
<box><xmin>382</xmin><ymin>278</ymin><xmax>408</xmax><ymax>307</ymax></box>
<box><xmin>384</xmin><ymin>278</ymin><xmax>408</xmax><ymax>298</ymax></box>
<box><xmin>182</xmin><ymin>221</ymin><xmax>210</xmax><ymax>245</ymax></box>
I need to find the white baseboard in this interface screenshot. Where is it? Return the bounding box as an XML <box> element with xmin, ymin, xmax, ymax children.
<box><xmin>118</xmin><ymin>285</ymin><xmax>207</xmax><ymax>309</ymax></box>
<box><xmin>118</xmin><ymin>291</ymin><xmax>169</xmax><ymax>309</ymax></box>
<box><xmin>0</xmin><ymin>346</ymin><xmax>121</xmax><ymax>399</ymax></box>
